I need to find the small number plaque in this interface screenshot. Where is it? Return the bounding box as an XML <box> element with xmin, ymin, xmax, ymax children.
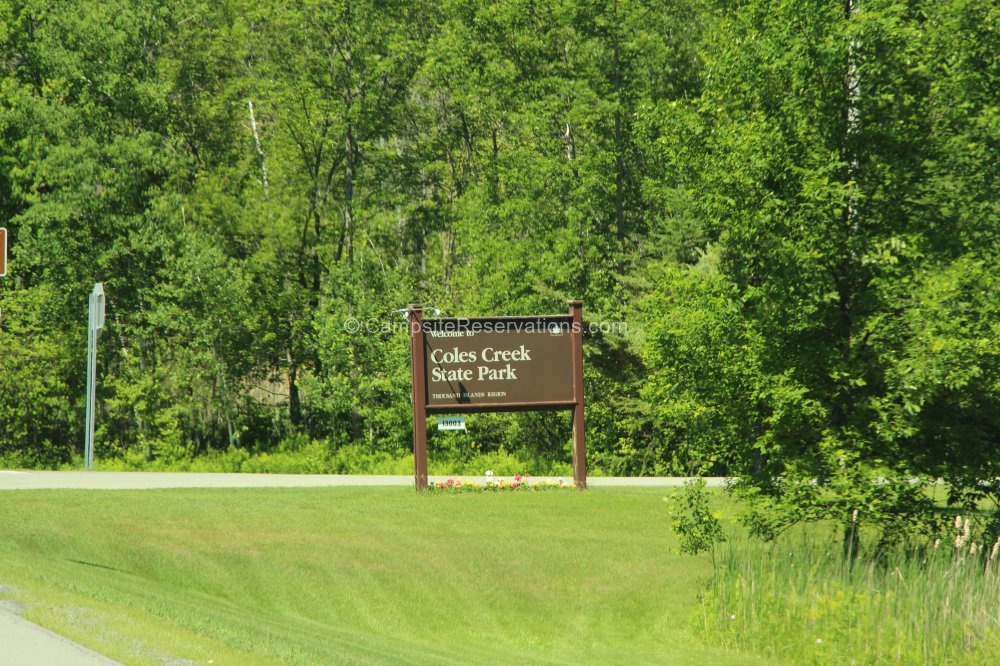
<box><xmin>437</xmin><ymin>416</ymin><xmax>466</xmax><ymax>431</ymax></box>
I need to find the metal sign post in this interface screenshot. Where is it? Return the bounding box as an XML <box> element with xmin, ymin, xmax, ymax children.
<box><xmin>84</xmin><ymin>283</ymin><xmax>105</xmax><ymax>470</ymax></box>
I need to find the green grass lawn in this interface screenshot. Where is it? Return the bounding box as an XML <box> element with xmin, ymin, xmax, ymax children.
<box><xmin>0</xmin><ymin>487</ymin><xmax>782</xmax><ymax>665</ymax></box>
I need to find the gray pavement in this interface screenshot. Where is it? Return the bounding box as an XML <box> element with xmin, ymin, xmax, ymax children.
<box><xmin>0</xmin><ymin>470</ymin><xmax>409</xmax><ymax>490</ymax></box>
<box><xmin>0</xmin><ymin>470</ymin><xmax>727</xmax><ymax>490</ymax></box>
<box><xmin>0</xmin><ymin>470</ymin><xmax>727</xmax><ymax>665</ymax></box>
<box><xmin>0</xmin><ymin>602</ymin><xmax>122</xmax><ymax>666</ymax></box>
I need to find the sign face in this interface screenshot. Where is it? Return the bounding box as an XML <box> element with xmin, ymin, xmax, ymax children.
<box><xmin>0</xmin><ymin>227</ymin><xmax>6</xmax><ymax>277</ymax></box>
<box><xmin>437</xmin><ymin>416</ymin><xmax>466</xmax><ymax>431</ymax></box>
<box><xmin>89</xmin><ymin>283</ymin><xmax>106</xmax><ymax>331</ymax></box>
<box><xmin>408</xmin><ymin>302</ymin><xmax>586</xmax><ymax>490</ymax></box>
<box><xmin>423</xmin><ymin>317</ymin><xmax>575</xmax><ymax>410</ymax></box>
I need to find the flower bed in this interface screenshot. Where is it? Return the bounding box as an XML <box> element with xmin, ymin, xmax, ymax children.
<box><xmin>429</xmin><ymin>474</ymin><xmax>573</xmax><ymax>492</ymax></box>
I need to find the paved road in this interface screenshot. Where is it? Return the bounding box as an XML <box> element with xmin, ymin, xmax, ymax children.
<box><xmin>0</xmin><ymin>470</ymin><xmax>727</xmax><ymax>664</ymax></box>
<box><xmin>0</xmin><ymin>470</ymin><xmax>727</xmax><ymax>490</ymax></box>
<box><xmin>0</xmin><ymin>602</ymin><xmax>122</xmax><ymax>666</ymax></box>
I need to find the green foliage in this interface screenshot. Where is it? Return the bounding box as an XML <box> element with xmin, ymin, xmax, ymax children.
<box><xmin>640</xmin><ymin>0</ymin><xmax>999</xmax><ymax>539</ymax></box>
<box><xmin>0</xmin><ymin>0</ymin><xmax>995</xmax><ymax>543</ymax></box>
<box><xmin>88</xmin><ymin>440</ymin><xmax>577</xmax><ymax>477</ymax></box>
<box><xmin>670</xmin><ymin>478</ymin><xmax>726</xmax><ymax>557</ymax></box>
<box><xmin>703</xmin><ymin>525</ymin><xmax>1000</xmax><ymax>665</ymax></box>
<box><xmin>0</xmin><ymin>286</ymin><xmax>76</xmax><ymax>467</ymax></box>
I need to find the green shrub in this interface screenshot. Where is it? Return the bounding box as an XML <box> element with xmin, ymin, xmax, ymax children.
<box><xmin>84</xmin><ymin>440</ymin><xmax>585</xmax><ymax>476</ymax></box>
<box><xmin>669</xmin><ymin>478</ymin><xmax>727</xmax><ymax>559</ymax></box>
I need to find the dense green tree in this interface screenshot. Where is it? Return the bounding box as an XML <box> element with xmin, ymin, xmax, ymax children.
<box><xmin>641</xmin><ymin>0</ymin><xmax>998</xmax><ymax>541</ymax></box>
<box><xmin>0</xmin><ymin>286</ymin><xmax>76</xmax><ymax>465</ymax></box>
<box><xmin>0</xmin><ymin>0</ymin><xmax>994</xmax><ymax>502</ymax></box>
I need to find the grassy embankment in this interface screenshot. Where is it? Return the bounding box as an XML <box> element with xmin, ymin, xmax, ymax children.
<box><xmin>0</xmin><ymin>487</ymin><xmax>779</xmax><ymax>666</ymax></box>
<box><xmin>7</xmin><ymin>485</ymin><xmax>996</xmax><ymax>665</ymax></box>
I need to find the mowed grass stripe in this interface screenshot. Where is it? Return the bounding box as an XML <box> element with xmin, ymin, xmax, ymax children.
<box><xmin>0</xmin><ymin>487</ymin><xmax>781</xmax><ymax>665</ymax></box>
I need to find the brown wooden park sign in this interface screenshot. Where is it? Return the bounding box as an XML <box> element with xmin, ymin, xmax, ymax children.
<box><xmin>407</xmin><ymin>301</ymin><xmax>586</xmax><ymax>490</ymax></box>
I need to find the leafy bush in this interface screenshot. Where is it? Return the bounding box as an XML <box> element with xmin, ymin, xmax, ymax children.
<box><xmin>85</xmin><ymin>441</ymin><xmax>582</xmax><ymax>476</ymax></box>
<box><xmin>668</xmin><ymin>478</ymin><xmax>726</xmax><ymax>559</ymax></box>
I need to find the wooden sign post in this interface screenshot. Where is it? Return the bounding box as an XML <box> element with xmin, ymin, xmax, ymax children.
<box><xmin>408</xmin><ymin>301</ymin><xmax>586</xmax><ymax>490</ymax></box>
<box><xmin>0</xmin><ymin>228</ymin><xmax>7</xmax><ymax>328</ymax></box>
<box><xmin>0</xmin><ymin>227</ymin><xmax>7</xmax><ymax>277</ymax></box>
<box><xmin>408</xmin><ymin>305</ymin><xmax>429</xmax><ymax>491</ymax></box>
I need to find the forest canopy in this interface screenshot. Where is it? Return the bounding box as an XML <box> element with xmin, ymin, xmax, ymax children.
<box><xmin>0</xmin><ymin>0</ymin><xmax>997</xmax><ymax>534</ymax></box>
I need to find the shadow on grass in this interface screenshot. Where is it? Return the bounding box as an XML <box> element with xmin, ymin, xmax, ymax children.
<box><xmin>66</xmin><ymin>559</ymin><xmax>126</xmax><ymax>573</ymax></box>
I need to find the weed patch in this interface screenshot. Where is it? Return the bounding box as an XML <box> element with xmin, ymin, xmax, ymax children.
<box><xmin>700</xmin><ymin>520</ymin><xmax>1000</xmax><ymax>664</ymax></box>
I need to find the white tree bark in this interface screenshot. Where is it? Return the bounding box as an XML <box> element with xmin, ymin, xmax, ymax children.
<box><xmin>248</xmin><ymin>99</ymin><xmax>269</xmax><ymax>199</ymax></box>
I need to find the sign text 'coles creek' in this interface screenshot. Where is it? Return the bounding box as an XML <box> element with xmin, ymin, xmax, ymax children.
<box><xmin>429</xmin><ymin>344</ymin><xmax>532</xmax><ymax>382</ymax></box>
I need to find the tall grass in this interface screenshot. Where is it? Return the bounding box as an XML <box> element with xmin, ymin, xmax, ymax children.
<box><xmin>73</xmin><ymin>442</ymin><xmax>575</xmax><ymax>476</ymax></box>
<box><xmin>700</xmin><ymin>518</ymin><xmax>1000</xmax><ymax>665</ymax></box>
